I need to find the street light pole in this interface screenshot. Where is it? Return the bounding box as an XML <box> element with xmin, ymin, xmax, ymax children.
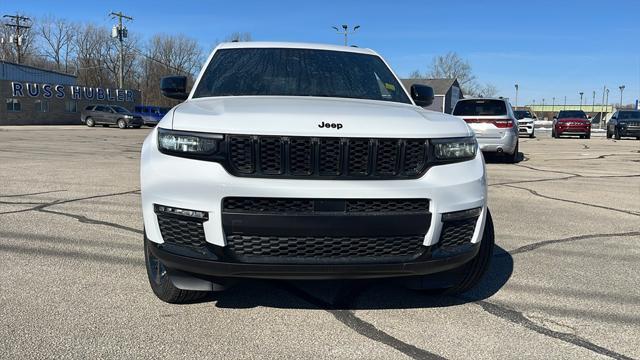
<box><xmin>514</xmin><ymin>84</ymin><xmax>519</xmax><ymax>108</ymax></box>
<box><xmin>579</xmin><ymin>92</ymin><xmax>584</xmax><ymax>110</ymax></box>
<box><xmin>592</xmin><ymin>91</ymin><xmax>596</xmax><ymax>113</ymax></box>
<box><xmin>332</xmin><ymin>24</ymin><xmax>360</xmax><ymax>46</ymax></box>
<box><xmin>619</xmin><ymin>85</ymin><xmax>625</xmax><ymax>109</ymax></box>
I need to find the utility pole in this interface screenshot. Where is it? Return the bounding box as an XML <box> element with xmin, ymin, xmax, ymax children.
<box><xmin>3</xmin><ymin>14</ymin><xmax>31</xmax><ymax>64</ymax></box>
<box><xmin>332</xmin><ymin>24</ymin><xmax>360</xmax><ymax>46</ymax></box>
<box><xmin>110</xmin><ymin>11</ymin><xmax>133</xmax><ymax>89</ymax></box>
<box><xmin>600</xmin><ymin>86</ymin><xmax>606</xmax><ymax>128</ymax></box>
<box><xmin>514</xmin><ymin>84</ymin><xmax>519</xmax><ymax>108</ymax></box>
<box><xmin>618</xmin><ymin>85</ymin><xmax>625</xmax><ymax>109</ymax></box>
<box><xmin>552</xmin><ymin>97</ymin><xmax>555</xmax><ymax>113</ymax></box>
<box><xmin>564</xmin><ymin>96</ymin><xmax>567</xmax><ymax>110</ymax></box>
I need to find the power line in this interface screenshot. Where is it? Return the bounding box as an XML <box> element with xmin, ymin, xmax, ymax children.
<box><xmin>3</xmin><ymin>13</ymin><xmax>32</xmax><ymax>64</ymax></box>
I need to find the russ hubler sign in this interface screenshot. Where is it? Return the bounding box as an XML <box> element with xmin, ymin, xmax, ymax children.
<box><xmin>10</xmin><ymin>82</ymin><xmax>135</xmax><ymax>102</ymax></box>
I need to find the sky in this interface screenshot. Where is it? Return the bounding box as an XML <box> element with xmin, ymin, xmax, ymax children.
<box><xmin>4</xmin><ymin>0</ymin><xmax>640</xmax><ymax>106</ymax></box>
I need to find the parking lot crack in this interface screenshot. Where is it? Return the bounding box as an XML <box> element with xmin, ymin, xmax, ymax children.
<box><xmin>502</xmin><ymin>184</ymin><xmax>640</xmax><ymax>216</ymax></box>
<box><xmin>277</xmin><ymin>283</ymin><xmax>446</xmax><ymax>360</ymax></box>
<box><xmin>499</xmin><ymin>231</ymin><xmax>640</xmax><ymax>257</ymax></box>
<box><xmin>37</xmin><ymin>208</ymin><xmax>143</xmax><ymax>235</ymax></box>
<box><xmin>471</xmin><ymin>300</ymin><xmax>634</xmax><ymax>360</ymax></box>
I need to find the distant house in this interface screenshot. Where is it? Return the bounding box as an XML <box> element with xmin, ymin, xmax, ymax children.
<box><xmin>401</xmin><ymin>78</ymin><xmax>463</xmax><ymax>114</ymax></box>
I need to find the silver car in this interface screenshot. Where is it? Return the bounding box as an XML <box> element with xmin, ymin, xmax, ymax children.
<box><xmin>453</xmin><ymin>98</ymin><xmax>519</xmax><ymax>163</ymax></box>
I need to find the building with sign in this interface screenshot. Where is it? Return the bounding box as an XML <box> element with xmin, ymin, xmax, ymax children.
<box><xmin>401</xmin><ymin>78</ymin><xmax>463</xmax><ymax>114</ymax></box>
<box><xmin>1</xmin><ymin>61</ymin><xmax>139</xmax><ymax>125</ymax></box>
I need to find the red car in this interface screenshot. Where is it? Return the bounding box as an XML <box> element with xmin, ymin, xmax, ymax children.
<box><xmin>552</xmin><ymin>110</ymin><xmax>591</xmax><ymax>139</ymax></box>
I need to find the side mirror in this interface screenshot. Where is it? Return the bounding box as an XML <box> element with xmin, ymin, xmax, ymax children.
<box><xmin>410</xmin><ymin>84</ymin><xmax>434</xmax><ymax>107</ymax></box>
<box><xmin>161</xmin><ymin>76</ymin><xmax>189</xmax><ymax>100</ymax></box>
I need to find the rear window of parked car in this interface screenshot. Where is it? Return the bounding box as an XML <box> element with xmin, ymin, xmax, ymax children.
<box><xmin>453</xmin><ymin>100</ymin><xmax>507</xmax><ymax>116</ymax></box>
<box><xmin>85</xmin><ymin>106</ymin><xmax>94</xmax><ymax>111</ymax></box>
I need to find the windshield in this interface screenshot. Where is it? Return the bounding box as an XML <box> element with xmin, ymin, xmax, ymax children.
<box><xmin>558</xmin><ymin>111</ymin><xmax>586</xmax><ymax>119</ymax></box>
<box><xmin>453</xmin><ymin>99</ymin><xmax>507</xmax><ymax>116</ymax></box>
<box><xmin>193</xmin><ymin>48</ymin><xmax>411</xmax><ymax>104</ymax></box>
<box><xmin>619</xmin><ymin>111</ymin><xmax>640</xmax><ymax>120</ymax></box>
<box><xmin>514</xmin><ymin>110</ymin><xmax>532</xmax><ymax>119</ymax></box>
<box><xmin>111</xmin><ymin>106</ymin><xmax>131</xmax><ymax>114</ymax></box>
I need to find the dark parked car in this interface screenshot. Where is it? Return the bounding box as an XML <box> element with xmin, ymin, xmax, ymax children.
<box><xmin>607</xmin><ymin>110</ymin><xmax>640</xmax><ymax>140</ymax></box>
<box><xmin>81</xmin><ymin>105</ymin><xmax>143</xmax><ymax>129</ymax></box>
<box><xmin>134</xmin><ymin>105</ymin><xmax>170</xmax><ymax>126</ymax></box>
<box><xmin>552</xmin><ymin>110</ymin><xmax>591</xmax><ymax>139</ymax></box>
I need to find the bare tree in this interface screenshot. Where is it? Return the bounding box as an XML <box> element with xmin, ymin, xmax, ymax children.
<box><xmin>137</xmin><ymin>34</ymin><xmax>204</xmax><ymax>106</ymax></box>
<box><xmin>427</xmin><ymin>52</ymin><xmax>476</xmax><ymax>91</ymax></box>
<box><xmin>413</xmin><ymin>52</ymin><xmax>499</xmax><ymax>97</ymax></box>
<box><xmin>38</xmin><ymin>16</ymin><xmax>76</xmax><ymax>72</ymax></box>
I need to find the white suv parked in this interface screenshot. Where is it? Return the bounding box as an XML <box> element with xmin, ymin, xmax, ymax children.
<box><xmin>141</xmin><ymin>42</ymin><xmax>494</xmax><ymax>303</ymax></box>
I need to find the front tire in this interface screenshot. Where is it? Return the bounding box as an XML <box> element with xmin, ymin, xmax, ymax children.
<box><xmin>607</xmin><ymin>129</ymin><xmax>612</xmax><ymax>139</ymax></box>
<box><xmin>85</xmin><ymin>117</ymin><xmax>95</xmax><ymax>127</ymax></box>
<box><xmin>585</xmin><ymin>133</ymin><xmax>591</xmax><ymax>139</ymax></box>
<box><xmin>614</xmin><ymin>128</ymin><xmax>621</xmax><ymax>140</ymax></box>
<box><xmin>117</xmin><ymin>119</ymin><xmax>127</xmax><ymax>129</ymax></box>
<box><xmin>528</xmin><ymin>131</ymin><xmax>535</xmax><ymax>138</ymax></box>
<box><xmin>144</xmin><ymin>235</ymin><xmax>208</xmax><ymax>304</ymax></box>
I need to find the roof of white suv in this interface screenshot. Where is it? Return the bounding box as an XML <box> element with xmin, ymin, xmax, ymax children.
<box><xmin>216</xmin><ymin>41</ymin><xmax>377</xmax><ymax>56</ymax></box>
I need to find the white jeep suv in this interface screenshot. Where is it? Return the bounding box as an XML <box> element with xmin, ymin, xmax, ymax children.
<box><xmin>141</xmin><ymin>42</ymin><xmax>494</xmax><ymax>303</ymax></box>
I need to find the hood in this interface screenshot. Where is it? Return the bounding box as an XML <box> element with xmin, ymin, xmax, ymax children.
<box><xmin>168</xmin><ymin>96</ymin><xmax>472</xmax><ymax>139</ymax></box>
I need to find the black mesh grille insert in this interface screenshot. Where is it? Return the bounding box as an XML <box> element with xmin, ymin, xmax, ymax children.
<box><xmin>318</xmin><ymin>138</ymin><xmax>342</xmax><ymax>175</ymax></box>
<box><xmin>345</xmin><ymin>199</ymin><xmax>429</xmax><ymax>213</ymax></box>
<box><xmin>438</xmin><ymin>217</ymin><xmax>477</xmax><ymax>249</ymax></box>
<box><xmin>228</xmin><ymin>136</ymin><xmax>254</xmax><ymax>173</ymax></box>
<box><xmin>225</xmin><ymin>234</ymin><xmax>426</xmax><ymax>263</ymax></box>
<box><xmin>157</xmin><ymin>215</ymin><xmax>206</xmax><ymax>247</ymax></box>
<box><xmin>223</xmin><ymin>197</ymin><xmax>314</xmax><ymax>213</ymax></box>
<box><xmin>259</xmin><ymin>137</ymin><xmax>283</xmax><ymax>174</ymax></box>
<box><xmin>223</xmin><ymin>197</ymin><xmax>429</xmax><ymax>214</ymax></box>
<box><xmin>375</xmin><ymin>140</ymin><xmax>400</xmax><ymax>175</ymax></box>
<box><xmin>226</xmin><ymin>136</ymin><xmax>428</xmax><ymax>179</ymax></box>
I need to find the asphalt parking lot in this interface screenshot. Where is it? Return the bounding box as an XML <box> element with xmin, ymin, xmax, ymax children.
<box><xmin>0</xmin><ymin>126</ymin><xmax>638</xmax><ymax>359</ymax></box>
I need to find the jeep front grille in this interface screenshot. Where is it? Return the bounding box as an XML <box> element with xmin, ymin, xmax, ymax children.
<box><xmin>225</xmin><ymin>234</ymin><xmax>427</xmax><ymax>264</ymax></box>
<box><xmin>227</xmin><ymin>136</ymin><xmax>429</xmax><ymax>179</ymax></box>
<box><xmin>222</xmin><ymin>197</ymin><xmax>429</xmax><ymax>214</ymax></box>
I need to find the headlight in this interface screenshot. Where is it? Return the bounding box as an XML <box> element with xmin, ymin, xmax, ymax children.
<box><xmin>124</xmin><ymin>115</ymin><xmax>133</xmax><ymax>119</ymax></box>
<box><xmin>432</xmin><ymin>137</ymin><xmax>477</xmax><ymax>162</ymax></box>
<box><xmin>157</xmin><ymin>128</ymin><xmax>222</xmax><ymax>156</ymax></box>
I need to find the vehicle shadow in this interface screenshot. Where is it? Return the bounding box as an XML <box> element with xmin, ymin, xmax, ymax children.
<box><xmin>482</xmin><ymin>152</ymin><xmax>525</xmax><ymax>164</ymax></box>
<box><xmin>201</xmin><ymin>245</ymin><xmax>513</xmax><ymax>310</ymax></box>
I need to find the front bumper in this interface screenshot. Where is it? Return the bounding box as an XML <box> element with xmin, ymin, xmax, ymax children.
<box><xmin>518</xmin><ymin>122</ymin><xmax>534</xmax><ymax>135</ymax></box>
<box><xmin>141</xmin><ymin>129</ymin><xmax>488</xmax><ymax>278</ymax></box>
<box><xmin>556</xmin><ymin>125</ymin><xmax>590</xmax><ymax>136</ymax></box>
<box><xmin>149</xmin><ymin>239</ymin><xmax>480</xmax><ymax>279</ymax></box>
<box><xmin>617</xmin><ymin>125</ymin><xmax>640</xmax><ymax>137</ymax></box>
